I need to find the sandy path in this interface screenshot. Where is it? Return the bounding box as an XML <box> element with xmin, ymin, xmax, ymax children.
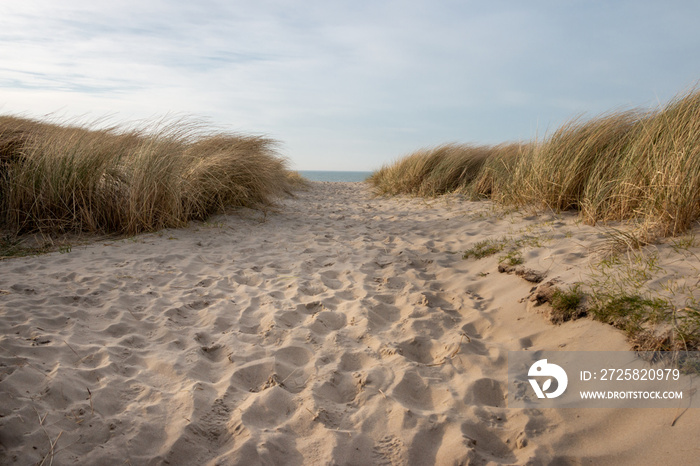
<box><xmin>1</xmin><ymin>182</ymin><xmax>698</xmax><ymax>465</ymax></box>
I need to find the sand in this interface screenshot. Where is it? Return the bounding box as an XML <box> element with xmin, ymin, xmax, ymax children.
<box><xmin>1</xmin><ymin>182</ymin><xmax>698</xmax><ymax>465</ymax></box>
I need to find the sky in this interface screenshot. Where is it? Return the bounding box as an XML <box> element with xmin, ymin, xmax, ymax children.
<box><xmin>1</xmin><ymin>1</ymin><xmax>699</xmax><ymax>171</ymax></box>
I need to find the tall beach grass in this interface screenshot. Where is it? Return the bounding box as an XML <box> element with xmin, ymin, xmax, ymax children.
<box><xmin>369</xmin><ymin>88</ymin><xmax>700</xmax><ymax>236</ymax></box>
<box><xmin>0</xmin><ymin>116</ymin><xmax>294</xmax><ymax>236</ymax></box>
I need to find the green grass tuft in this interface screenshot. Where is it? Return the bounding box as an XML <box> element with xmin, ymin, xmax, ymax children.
<box><xmin>0</xmin><ymin>235</ymin><xmax>50</xmax><ymax>259</ymax></box>
<box><xmin>463</xmin><ymin>239</ymin><xmax>507</xmax><ymax>259</ymax></box>
<box><xmin>499</xmin><ymin>250</ymin><xmax>524</xmax><ymax>266</ymax></box>
<box><xmin>589</xmin><ymin>294</ymin><xmax>671</xmax><ymax>336</ymax></box>
<box><xmin>548</xmin><ymin>286</ymin><xmax>587</xmax><ymax>323</ymax></box>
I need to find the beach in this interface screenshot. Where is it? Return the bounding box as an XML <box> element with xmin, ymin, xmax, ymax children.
<box><xmin>1</xmin><ymin>181</ymin><xmax>698</xmax><ymax>465</ymax></box>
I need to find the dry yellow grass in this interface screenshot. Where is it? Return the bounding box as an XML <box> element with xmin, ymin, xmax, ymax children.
<box><xmin>0</xmin><ymin>116</ymin><xmax>293</xmax><ymax>235</ymax></box>
<box><xmin>368</xmin><ymin>143</ymin><xmax>493</xmax><ymax>196</ymax></box>
<box><xmin>369</xmin><ymin>87</ymin><xmax>700</xmax><ymax>237</ymax></box>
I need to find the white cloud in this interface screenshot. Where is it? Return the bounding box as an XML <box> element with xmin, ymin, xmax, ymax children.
<box><xmin>1</xmin><ymin>0</ymin><xmax>699</xmax><ymax>170</ymax></box>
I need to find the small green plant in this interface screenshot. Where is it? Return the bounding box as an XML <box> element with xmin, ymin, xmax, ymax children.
<box><xmin>672</xmin><ymin>306</ymin><xmax>700</xmax><ymax>351</ymax></box>
<box><xmin>549</xmin><ymin>285</ymin><xmax>586</xmax><ymax>323</ymax></box>
<box><xmin>463</xmin><ymin>239</ymin><xmax>507</xmax><ymax>259</ymax></box>
<box><xmin>0</xmin><ymin>235</ymin><xmax>50</xmax><ymax>259</ymax></box>
<box><xmin>552</xmin><ymin>287</ymin><xmax>582</xmax><ymax>311</ymax></box>
<box><xmin>576</xmin><ymin>239</ymin><xmax>700</xmax><ymax>350</ymax></box>
<box><xmin>670</xmin><ymin>232</ymin><xmax>698</xmax><ymax>254</ymax></box>
<box><xmin>592</xmin><ymin>250</ymin><xmax>664</xmax><ymax>292</ymax></box>
<box><xmin>588</xmin><ymin>293</ymin><xmax>671</xmax><ymax>336</ymax></box>
<box><xmin>499</xmin><ymin>250</ymin><xmax>524</xmax><ymax>266</ymax></box>
<box><xmin>678</xmin><ymin>350</ymin><xmax>700</xmax><ymax>374</ymax></box>
<box><xmin>202</xmin><ymin>220</ymin><xmax>225</xmax><ymax>229</ymax></box>
<box><xmin>601</xmin><ymin>227</ymin><xmax>654</xmax><ymax>256</ymax></box>
<box><xmin>513</xmin><ymin>235</ymin><xmax>546</xmax><ymax>248</ymax></box>
<box><xmin>0</xmin><ymin>235</ymin><xmax>22</xmax><ymax>257</ymax></box>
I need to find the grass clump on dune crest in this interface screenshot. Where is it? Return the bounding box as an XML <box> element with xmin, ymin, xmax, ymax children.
<box><xmin>370</xmin><ymin>87</ymin><xmax>700</xmax><ymax>350</ymax></box>
<box><xmin>513</xmin><ymin>110</ymin><xmax>641</xmax><ymax>211</ymax></box>
<box><xmin>0</xmin><ymin>116</ymin><xmax>294</xmax><ymax>236</ymax></box>
<box><xmin>583</xmin><ymin>91</ymin><xmax>700</xmax><ymax>236</ymax></box>
<box><xmin>368</xmin><ymin>143</ymin><xmax>494</xmax><ymax>196</ymax></box>
<box><xmin>466</xmin><ymin>142</ymin><xmax>533</xmax><ymax>202</ymax></box>
<box><xmin>369</xmin><ymin>87</ymin><xmax>700</xmax><ymax>237</ymax></box>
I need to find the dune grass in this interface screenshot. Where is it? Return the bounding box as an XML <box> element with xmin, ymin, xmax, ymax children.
<box><xmin>370</xmin><ymin>87</ymin><xmax>700</xmax><ymax>350</ymax></box>
<box><xmin>370</xmin><ymin>143</ymin><xmax>501</xmax><ymax>197</ymax></box>
<box><xmin>368</xmin><ymin>87</ymin><xmax>700</xmax><ymax>237</ymax></box>
<box><xmin>0</xmin><ymin>116</ymin><xmax>295</xmax><ymax>236</ymax></box>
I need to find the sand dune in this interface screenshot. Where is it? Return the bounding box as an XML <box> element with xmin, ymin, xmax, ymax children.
<box><xmin>1</xmin><ymin>182</ymin><xmax>697</xmax><ymax>465</ymax></box>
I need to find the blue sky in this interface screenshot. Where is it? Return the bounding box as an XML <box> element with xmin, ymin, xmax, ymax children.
<box><xmin>1</xmin><ymin>1</ymin><xmax>699</xmax><ymax>171</ymax></box>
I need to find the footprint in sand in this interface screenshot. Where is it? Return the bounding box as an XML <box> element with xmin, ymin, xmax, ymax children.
<box><xmin>309</xmin><ymin>310</ymin><xmax>347</xmax><ymax>335</ymax></box>
<box><xmin>274</xmin><ymin>345</ymin><xmax>313</xmax><ymax>366</ymax></box>
<box><xmin>240</xmin><ymin>385</ymin><xmax>297</xmax><ymax>428</ymax></box>
<box><xmin>232</xmin><ymin>271</ymin><xmax>263</xmax><ymax>287</ymax></box>
<box><xmin>274</xmin><ymin>309</ymin><xmax>305</xmax><ymax>328</ymax></box>
<box><xmin>335</xmin><ymin>288</ymin><xmax>364</xmax><ymax>301</ymax></box>
<box><xmin>272</xmin><ymin>346</ymin><xmax>313</xmax><ymax>393</ymax></box>
<box><xmin>366</xmin><ymin>301</ymin><xmax>401</xmax><ymax>330</ymax></box>
<box><xmin>464</xmin><ymin>378</ymin><xmax>506</xmax><ymax>408</ymax></box>
<box><xmin>338</xmin><ymin>351</ymin><xmax>375</xmax><ymax>372</ymax></box>
<box><xmin>295</xmin><ymin>300</ymin><xmax>325</xmax><ymax>315</ymax></box>
<box><xmin>372</xmin><ymin>435</ymin><xmax>407</xmax><ymax>465</ymax></box>
<box><xmin>391</xmin><ymin>370</ymin><xmax>449</xmax><ymax>411</ymax></box>
<box><xmin>231</xmin><ymin>358</ymin><xmax>277</xmax><ymax>392</ymax></box>
<box><xmin>397</xmin><ymin>336</ymin><xmax>438</xmax><ymax>364</ymax></box>
<box><xmin>318</xmin><ymin>270</ymin><xmax>344</xmax><ymax>290</ymax></box>
<box><xmin>460</xmin><ymin>421</ymin><xmax>516</xmax><ymax>463</ymax></box>
<box><xmin>299</xmin><ymin>280</ymin><xmax>327</xmax><ymax>296</ymax></box>
<box><xmin>405</xmin><ymin>317</ymin><xmax>448</xmax><ymax>340</ymax></box>
<box><xmin>314</xmin><ymin>370</ymin><xmax>361</xmax><ymax>404</ymax></box>
<box><xmin>164</xmin><ymin>306</ymin><xmax>192</xmax><ymax>326</ymax></box>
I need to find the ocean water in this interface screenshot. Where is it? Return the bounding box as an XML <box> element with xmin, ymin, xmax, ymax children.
<box><xmin>298</xmin><ymin>170</ymin><xmax>373</xmax><ymax>182</ymax></box>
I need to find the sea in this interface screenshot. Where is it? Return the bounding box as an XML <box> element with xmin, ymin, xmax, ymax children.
<box><xmin>298</xmin><ymin>171</ymin><xmax>373</xmax><ymax>182</ymax></box>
